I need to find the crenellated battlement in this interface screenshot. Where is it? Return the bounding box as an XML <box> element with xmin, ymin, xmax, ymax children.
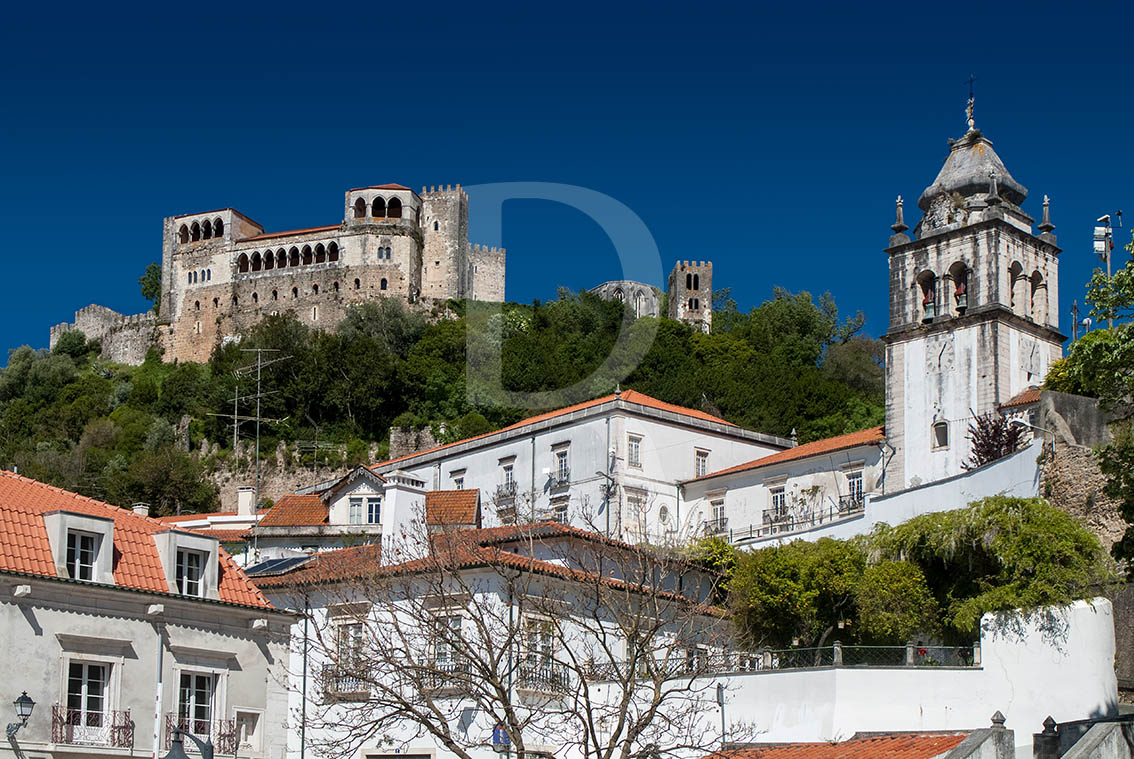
<box><xmin>470</xmin><ymin>244</ymin><xmax>505</xmax><ymax>255</ymax></box>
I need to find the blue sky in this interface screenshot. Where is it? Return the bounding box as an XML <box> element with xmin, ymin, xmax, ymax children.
<box><xmin>2</xmin><ymin>1</ymin><xmax>1132</xmax><ymax>352</ymax></box>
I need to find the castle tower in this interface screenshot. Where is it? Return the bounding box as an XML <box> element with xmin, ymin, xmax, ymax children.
<box><xmin>883</xmin><ymin>119</ymin><xmax>1062</xmax><ymax>490</ymax></box>
<box><xmin>667</xmin><ymin>261</ymin><xmax>712</xmax><ymax>333</ymax></box>
<box><xmin>420</xmin><ymin>185</ymin><xmax>469</xmax><ymax>300</ymax></box>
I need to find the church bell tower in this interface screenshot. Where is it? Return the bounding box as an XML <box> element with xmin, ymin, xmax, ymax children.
<box><xmin>883</xmin><ymin>109</ymin><xmax>1063</xmax><ymax>489</ymax></box>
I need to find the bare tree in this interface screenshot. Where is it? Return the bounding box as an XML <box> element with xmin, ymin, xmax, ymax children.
<box><xmin>284</xmin><ymin>520</ymin><xmax>749</xmax><ymax>759</ymax></box>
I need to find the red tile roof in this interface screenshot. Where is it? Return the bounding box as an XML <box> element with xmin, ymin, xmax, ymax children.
<box><xmin>425</xmin><ymin>490</ymin><xmax>480</xmax><ymax>526</ymax></box>
<box><xmin>373</xmin><ymin>389</ymin><xmax>746</xmax><ymax>472</ymax></box>
<box><xmin>257</xmin><ymin>494</ymin><xmax>327</xmax><ymax>527</ymax></box>
<box><xmin>251</xmin><ymin>543</ymin><xmax>383</xmax><ymax>587</ymax></box>
<box><xmin>242</xmin><ymin>224</ymin><xmax>341</xmax><ymax>242</ymax></box>
<box><xmin>191</xmin><ymin>529</ymin><xmax>252</xmax><ymax>542</ymax></box>
<box><xmin>690</xmin><ymin>426</ymin><xmax>885</xmax><ymax>483</ymax></box>
<box><xmin>154</xmin><ymin>511</ymin><xmax>237</xmax><ymax>523</ymax></box>
<box><xmin>1001</xmin><ymin>387</ymin><xmax>1042</xmax><ymax>409</ymax></box>
<box><xmin>0</xmin><ymin>471</ymin><xmax>272</xmax><ymax>609</ymax></box>
<box><xmin>710</xmin><ymin>733</ymin><xmax>969</xmax><ymax>759</ymax></box>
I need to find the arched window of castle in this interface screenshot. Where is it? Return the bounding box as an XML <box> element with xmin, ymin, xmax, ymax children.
<box><xmin>251</xmin><ymin>251</ymin><xmax>262</xmax><ymax>272</ymax></box>
<box><xmin>312</xmin><ymin>284</ymin><xmax>319</xmax><ymax>295</ymax></box>
<box><xmin>354</xmin><ymin>278</ymin><xmax>361</xmax><ymax>290</ymax></box>
<box><xmin>237</xmin><ymin>253</ymin><xmax>249</xmax><ymax>273</ymax></box>
<box><xmin>207</xmin><ymin>269</ymin><xmax>211</xmax><ymax>281</ymax></box>
<box><xmin>372</xmin><ymin>197</ymin><xmax>386</xmax><ymax>218</ymax></box>
<box><xmin>947</xmin><ymin>262</ymin><xmax>969</xmax><ymax>313</ymax></box>
<box><xmin>202</xmin><ymin>219</ymin><xmax>213</xmax><ymax>239</ymax></box>
<box><xmin>289</xmin><ymin>247</ymin><xmax>300</xmax><ymax>267</ymax></box>
<box><xmin>613</xmin><ymin>288</ymin><xmax>624</xmax><ymax>302</ymax></box>
<box><xmin>179</xmin><ymin>225</ymin><xmax>189</xmax><ymax>244</ymax></box>
<box><xmin>187</xmin><ymin>272</ymin><xmax>193</xmax><ymax>285</ymax></box>
<box><xmin>692</xmin><ymin>274</ymin><xmax>700</xmax><ymax>290</ymax></box>
<box><xmin>333</xmin><ymin>281</ymin><xmax>339</xmax><ymax>293</ymax></box>
<box><xmin>272</xmin><ymin>290</ymin><xmax>278</xmax><ymax>301</ymax></box>
<box><xmin>328</xmin><ymin>242</ymin><xmax>339</xmax><ymax>262</ymax></box>
<box><xmin>264</xmin><ymin>251</ymin><xmax>274</xmax><ymax>270</ymax></box>
<box><xmin>354</xmin><ymin>197</ymin><xmax>366</xmax><ymax>219</ymax></box>
<box><xmin>302</xmin><ymin>246</ymin><xmax>313</xmax><ymax>265</ymax></box>
<box><xmin>380</xmin><ymin>278</ymin><xmax>388</xmax><ymax>291</ymax></box>
<box><xmin>212</xmin><ymin>297</ymin><xmax>219</xmax><ymax>308</ymax></box>
<box><xmin>190</xmin><ymin>222</ymin><xmax>201</xmax><ymax>241</ymax></box>
<box><xmin>200</xmin><ymin>270</ymin><xmax>206</xmax><ymax>282</ymax></box>
<box><xmin>916</xmin><ymin>270</ymin><xmax>938</xmax><ymax>322</ymax></box>
<box><xmin>276</xmin><ymin>249</ymin><xmax>286</xmax><ymax>269</ymax></box>
<box><xmin>292</xmin><ymin>286</ymin><xmax>298</xmax><ymax>298</ymax></box>
<box><xmin>194</xmin><ymin>300</ymin><xmax>200</xmax><ymax>311</ymax></box>
<box><xmin>1030</xmin><ymin>271</ymin><xmax>1047</xmax><ymax>323</ymax></box>
<box><xmin>685</xmin><ymin>273</ymin><xmax>692</xmax><ymax>289</ymax></box>
<box><xmin>315</xmin><ymin>244</ymin><xmax>326</xmax><ymax>264</ymax></box>
<box><xmin>434</xmin><ymin>221</ymin><xmax>439</xmax><ymax>231</ymax></box>
<box><xmin>634</xmin><ymin>291</ymin><xmax>644</xmax><ymax>318</ymax></box>
<box><xmin>385</xmin><ymin>246</ymin><xmax>392</xmax><ymax>259</ymax></box>
<box><xmin>1008</xmin><ymin>261</ymin><xmax>1024</xmax><ymax>315</ymax></box>
<box><xmin>388</xmin><ymin>197</ymin><xmax>402</xmax><ymax>218</ymax></box>
<box><xmin>232</xmin><ymin>295</ymin><xmax>239</xmax><ymax>306</ymax></box>
<box><xmin>253</xmin><ymin>292</ymin><xmax>259</xmax><ymax>304</ymax></box>
<box><xmin>213</xmin><ymin>218</ymin><xmax>223</xmax><ymax>237</ymax></box>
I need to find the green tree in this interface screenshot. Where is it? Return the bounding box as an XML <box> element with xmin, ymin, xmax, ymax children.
<box><xmin>139</xmin><ymin>263</ymin><xmax>162</xmax><ymax>313</ymax></box>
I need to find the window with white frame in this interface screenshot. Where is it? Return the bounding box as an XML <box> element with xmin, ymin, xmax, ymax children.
<box><xmin>550</xmin><ymin>496</ymin><xmax>569</xmax><ymax>523</ymax></box>
<box><xmin>846</xmin><ymin>471</ymin><xmax>863</xmax><ymax>503</ymax></box>
<box><xmin>175</xmin><ymin>549</ymin><xmax>205</xmax><ymax>596</ymax></box>
<box><xmin>711</xmin><ymin>499</ymin><xmax>726</xmax><ymax>528</ymax></box>
<box><xmin>523</xmin><ymin>616</ymin><xmax>555</xmax><ymax>670</ymax></box>
<box><xmin>932</xmin><ymin>420</ymin><xmax>949</xmax><ymax>449</ymax></box>
<box><xmin>336</xmin><ymin>622</ymin><xmax>364</xmax><ymax>667</ymax></box>
<box><xmin>770</xmin><ymin>487</ymin><xmax>787</xmax><ymax>518</ymax></box>
<box><xmin>67</xmin><ymin>661</ymin><xmax>108</xmax><ymax>727</ymax></box>
<box><xmin>177</xmin><ymin>672</ymin><xmax>214</xmax><ymax>735</ymax></box>
<box><xmin>554</xmin><ymin>449</ymin><xmax>569</xmax><ymax>484</ymax></box>
<box><xmin>695</xmin><ymin>450</ymin><xmax>709</xmax><ymax>478</ymax></box>
<box><xmin>66</xmin><ymin>531</ymin><xmax>99</xmax><ymax>581</ymax></box>
<box><xmin>366</xmin><ymin>497</ymin><xmax>381</xmax><ymax>524</ymax></box>
<box><xmin>502</xmin><ymin>463</ymin><xmax>514</xmax><ymax>488</ymax></box>
<box><xmin>453</xmin><ymin>476</ymin><xmax>464</xmax><ymax>490</ymax></box>
<box><xmin>348</xmin><ymin>497</ymin><xmax>363</xmax><ymax>524</ymax></box>
<box><xmin>627</xmin><ymin>435</ymin><xmax>642</xmax><ymax>468</ymax></box>
<box><xmin>432</xmin><ymin>614</ymin><xmax>463</xmax><ymax>668</ymax></box>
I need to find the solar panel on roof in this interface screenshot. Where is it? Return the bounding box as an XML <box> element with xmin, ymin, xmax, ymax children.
<box><xmin>245</xmin><ymin>555</ymin><xmax>315</xmax><ymax>576</ymax></box>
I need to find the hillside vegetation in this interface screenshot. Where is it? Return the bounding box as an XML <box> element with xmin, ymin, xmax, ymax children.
<box><xmin>10</xmin><ymin>288</ymin><xmax>883</xmax><ymax>515</ymax></box>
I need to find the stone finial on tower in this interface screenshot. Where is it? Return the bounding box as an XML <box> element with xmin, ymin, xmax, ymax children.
<box><xmin>990</xmin><ymin>710</ymin><xmax>1007</xmax><ymax>729</ymax></box>
<box><xmin>1038</xmin><ymin>194</ymin><xmax>1056</xmax><ymax>235</ymax></box>
<box><xmin>965</xmin><ymin>73</ymin><xmax>976</xmax><ymax>131</ymax></box>
<box><xmin>986</xmin><ymin>169</ymin><xmax>1002</xmax><ymax>205</ymax></box>
<box><xmin>889</xmin><ymin>195</ymin><xmax>910</xmax><ymax>246</ymax></box>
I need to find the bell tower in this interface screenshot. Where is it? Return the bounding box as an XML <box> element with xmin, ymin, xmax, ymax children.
<box><xmin>882</xmin><ymin>115</ymin><xmax>1063</xmax><ymax>490</ymax></box>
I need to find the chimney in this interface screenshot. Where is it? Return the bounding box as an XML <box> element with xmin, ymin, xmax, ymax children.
<box><xmin>237</xmin><ymin>487</ymin><xmax>255</xmax><ymax>516</ymax></box>
<box><xmin>132</xmin><ymin>502</ymin><xmax>150</xmax><ymax>517</ymax></box>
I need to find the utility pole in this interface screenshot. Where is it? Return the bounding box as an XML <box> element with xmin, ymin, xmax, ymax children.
<box><xmin>1071</xmin><ymin>300</ymin><xmax>1080</xmax><ymax>341</ymax></box>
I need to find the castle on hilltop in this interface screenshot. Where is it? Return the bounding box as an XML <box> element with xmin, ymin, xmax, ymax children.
<box><xmin>588</xmin><ymin>259</ymin><xmax>713</xmax><ymax>333</ymax></box>
<box><xmin>50</xmin><ymin>184</ymin><xmax>506</xmax><ymax>363</ymax></box>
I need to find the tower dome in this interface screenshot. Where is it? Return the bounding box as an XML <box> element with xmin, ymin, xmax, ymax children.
<box><xmin>918</xmin><ymin>128</ymin><xmax>1027</xmax><ymax>212</ymax></box>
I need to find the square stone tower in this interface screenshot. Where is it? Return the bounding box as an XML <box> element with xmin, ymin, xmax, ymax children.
<box><xmin>668</xmin><ymin>260</ymin><xmax>712</xmax><ymax>333</ymax></box>
<box><xmin>420</xmin><ymin>186</ymin><xmax>470</xmax><ymax>300</ymax></box>
<box><xmin>883</xmin><ymin>123</ymin><xmax>1063</xmax><ymax>490</ymax></box>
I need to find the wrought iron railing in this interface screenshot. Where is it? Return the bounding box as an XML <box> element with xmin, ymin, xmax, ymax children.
<box><xmin>164</xmin><ymin>714</ymin><xmax>237</xmax><ymax>755</ymax></box>
<box><xmin>551</xmin><ymin>468</ymin><xmax>571</xmax><ymax>488</ymax></box>
<box><xmin>496</xmin><ymin>481</ymin><xmax>518</xmax><ymax>499</ymax></box>
<box><xmin>52</xmin><ymin>706</ymin><xmax>134</xmax><ymax>748</ymax></box>
<box><xmin>321</xmin><ymin>664</ymin><xmax>370</xmax><ymax>698</ymax></box>
<box><xmin>423</xmin><ymin>658</ymin><xmax>475</xmax><ymax>692</ymax></box>
<box><xmin>702</xmin><ymin>517</ymin><xmax>728</xmax><ymax>535</ymax></box>
<box><xmin>583</xmin><ymin>644</ymin><xmax>978</xmax><ymax>682</ymax></box>
<box><xmin>716</xmin><ymin>500</ymin><xmax>868</xmax><ymax>544</ymax></box>
<box><xmin>837</xmin><ymin>494</ymin><xmax>865</xmax><ymax>513</ymax></box>
<box><xmin>517</xmin><ymin>660</ymin><xmax>570</xmax><ymax>693</ymax></box>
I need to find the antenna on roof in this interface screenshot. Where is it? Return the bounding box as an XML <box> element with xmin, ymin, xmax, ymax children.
<box><xmin>965</xmin><ymin>73</ymin><xmax>976</xmax><ymax>130</ymax></box>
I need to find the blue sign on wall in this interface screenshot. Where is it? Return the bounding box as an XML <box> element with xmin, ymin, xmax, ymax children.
<box><xmin>492</xmin><ymin>724</ymin><xmax>511</xmax><ymax>747</ymax></box>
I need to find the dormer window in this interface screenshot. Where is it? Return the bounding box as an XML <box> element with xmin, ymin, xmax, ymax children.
<box><xmin>176</xmin><ymin>549</ymin><xmax>205</xmax><ymax>596</ymax></box>
<box><xmin>66</xmin><ymin>531</ymin><xmax>99</xmax><ymax>581</ymax></box>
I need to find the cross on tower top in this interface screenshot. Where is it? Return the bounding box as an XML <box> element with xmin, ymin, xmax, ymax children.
<box><xmin>965</xmin><ymin>74</ymin><xmax>976</xmax><ymax>130</ymax></box>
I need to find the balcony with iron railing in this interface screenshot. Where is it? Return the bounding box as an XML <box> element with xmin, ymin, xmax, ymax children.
<box><xmin>702</xmin><ymin>516</ymin><xmax>728</xmax><ymax>535</ymax></box>
<box><xmin>496</xmin><ymin>481</ymin><xmax>518</xmax><ymax>500</ymax></box>
<box><xmin>321</xmin><ymin>664</ymin><xmax>370</xmax><ymax>700</ymax></box>
<box><xmin>423</xmin><ymin>658</ymin><xmax>475</xmax><ymax>693</ymax></box>
<box><xmin>516</xmin><ymin>660</ymin><xmax>570</xmax><ymax>693</ymax></box>
<box><xmin>551</xmin><ymin>468</ymin><xmax>571</xmax><ymax>489</ymax></box>
<box><xmin>51</xmin><ymin>706</ymin><xmax>134</xmax><ymax>748</ymax></box>
<box><xmin>164</xmin><ymin>714</ymin><xmax>237</xmax><ymax>754</ymax></box>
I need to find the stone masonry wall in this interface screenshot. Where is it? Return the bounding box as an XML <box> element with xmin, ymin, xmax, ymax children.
<box><xmin>469</xmin><ymin>244</ymin><xmax>506</xmax><ymax>302</ymax></box>
<box><xmin>50</xmin><ymin>305</ymin><xmax>158</xmax><ymax>364</ymax></box>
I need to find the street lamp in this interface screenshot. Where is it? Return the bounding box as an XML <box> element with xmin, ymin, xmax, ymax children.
<box><xmin>6</xmin><ymin>691</ymin><xmax>35</xmax><ymax>738</ymax></box>
<box><xmin>164</xmin><ymin>727</ymin><xmax>215</xmax><ymax>759</ymax></box>
<box><xmin>716</xmin><ymin>682</ymin><xmax>726</xmax><ymax>748</ymax></box>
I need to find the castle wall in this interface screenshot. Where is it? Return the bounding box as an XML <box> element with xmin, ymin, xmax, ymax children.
<box><xmin>50</xmin><ymin>305</ymin><xmax>158</xmax><ymax>364</ymax></box>
<box><xmin>587</xmin><ymin>280</ymin><xmax>661</xmax><ymax>318</ymax></box>
<box><xmin>421</xmin><ymin>186</ymin><xmax>469</xmax><ymax>300</ymax></box>
<box><xmin>469</xmin><ymin>244</ymin><xmax>506</xmax><ymax>302</ymax></box>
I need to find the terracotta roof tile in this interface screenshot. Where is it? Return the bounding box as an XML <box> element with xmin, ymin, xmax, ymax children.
<box><xmin>690</xmin><ymin>426</ymin><xmax>885</xmax><ymax>483</ymax></box>
<box><xmin>373</xmin><ymin>390</ymin><xmax>746</xmax><ymax>472</ymax></box>
<box><xmin>1001</xmin><ymin>387</ymin><xmax>1042</xmax><ymax>409</ymax></box>
<box><xmin>711</xmin><ymin>733</ymin><xmax>969</xmax><ymax>759</ymax></box>
<box><xmin>425</xmin><ymin>490</ymin><xmax>480</xmax><ymax>525</ymax></box>
<box><xmin>257</xmin><ymin>494</ymin><xmax>327</xmax><ymax>527</ymax></box>
<box><xmin>154</xmin><ymin>511</ymin><xmax>237</xmax><ymax>523</ymax></box>
<box><xmin>191</xmin><ymin>528</ymin><xmax>252</xmax><ymax>542</ymax></box>
<box><xmin>250</xmin><ymin>543</ymin><xmax>382</xmax><ymax>587</ymax></box>
<box><xmin>0</xmin><ymin>471</ymin><xmax>272</xmax><ymax>609</ymax></box>
<box><xmin>242</xmin><ymin>224</ymin><xmax>341</xmax><ymax>242</ymax></box>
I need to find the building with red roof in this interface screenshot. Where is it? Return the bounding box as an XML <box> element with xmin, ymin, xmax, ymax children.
<box><xmin>0</xmin><ymin>471</ymin><xmax>293</xmax><ymax>759</ymax></box>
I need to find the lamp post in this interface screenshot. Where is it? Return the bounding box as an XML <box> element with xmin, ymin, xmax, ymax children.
<box><xmin>6</xmin><ymin>691</ymin><xmax>35</xmax><ymax>738</ymax></box>
<box><xmin>716</xmin><ymin>682</ymin><xmax>726</xmax><ymax>748</ymax></box>
<box><xmin>595</xmin><ymin>470</ymin><xmax>616</xmax><ymax>538</ymax></box>
<box><xmin>163</xmin><ymin>727</ymin><xmax>215</xmax><ymax>759</ymax></box>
